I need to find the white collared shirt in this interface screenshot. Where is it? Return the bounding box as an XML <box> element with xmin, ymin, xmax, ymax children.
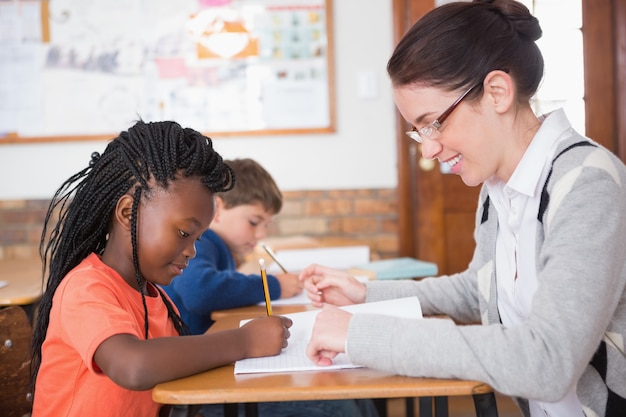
<box><xmin>486</xmin><ymin>109</ymin><xmax>585</xmax><ymax>417</ymax></box>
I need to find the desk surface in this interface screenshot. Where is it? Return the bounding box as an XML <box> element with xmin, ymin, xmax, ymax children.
<box><xmin>211</xmin><ymin>304</ymin><xmax>316</xmax><ymax>321</ymax></box>
<box><xmin>0</xmin><ymin>257</ymin><xmax>44</xmax><ymax>306</ymax></box>
<box><xmin>152</xmin><ymin>362</ymin><xmax>493</xmax><ymax>405</ymax></box>
<box><xmin>152</xmin><ymin>313</ymin><xmax>493</xmax><ymax>406</ymax></box>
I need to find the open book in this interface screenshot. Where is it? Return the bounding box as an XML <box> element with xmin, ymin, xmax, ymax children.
<box><xmin>235</xmin><ymin>297</ymin><xmax>422</xmax><ymax>374</ymax></box>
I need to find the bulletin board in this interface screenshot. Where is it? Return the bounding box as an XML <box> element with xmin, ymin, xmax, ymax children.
<box><xmin>0</xmin><ymin>0</ymin><xmax>335</xmax><ymax>144</ymax></box>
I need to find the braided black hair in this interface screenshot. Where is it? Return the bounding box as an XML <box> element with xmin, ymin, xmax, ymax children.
<box><xmin>31</xmin><ymin>120</ymin><xmax>234</xmax><ymax>389</ymax></box>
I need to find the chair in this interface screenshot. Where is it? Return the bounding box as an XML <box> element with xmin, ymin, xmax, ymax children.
<box><xmin>0</xmin><ymin>306</ymin><xmax>34</xmax><ymax>417</ymax></box>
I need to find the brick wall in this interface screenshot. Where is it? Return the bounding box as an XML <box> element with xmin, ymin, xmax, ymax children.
<box><xmin>0</xmin><ymin>199</ymin><xmax>49</xmax><ymax>260</ymax></box>
<box><xmin>275</xmin><ymin>189</ymin><xmax>399</xmax><ymax>259</ymax></box>
<box><xmin>0</xmin><ymin>188</ymin><xmax>399</xmax><ymax>261</ymax></box>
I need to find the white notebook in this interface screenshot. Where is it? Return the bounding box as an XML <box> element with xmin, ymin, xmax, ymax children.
<box><xmin>266</xmin><ymin>245</ymin><xmax>370</xmax><ymax>274</ymax></box>
<box><xmin>235</xmin><ymin>296</ymin><xmax>422</xmax><ymax>374</ymax></box>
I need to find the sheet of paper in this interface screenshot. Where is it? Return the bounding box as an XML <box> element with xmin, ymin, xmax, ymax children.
<box><xmin>235</xmin><ymin>296</ymin><xmax>422</xmax><ymax>374</ymax></box>
<box><xmin>266</xmin><ymin>246</ymin><xmax>370</xmax><ymax>274</ymax></box>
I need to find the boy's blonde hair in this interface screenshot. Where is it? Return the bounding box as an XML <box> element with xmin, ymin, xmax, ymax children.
<box><xmin>219</xmin><ymin>158</ymin><xmax>282</xmax><ymax>214</ymax></box>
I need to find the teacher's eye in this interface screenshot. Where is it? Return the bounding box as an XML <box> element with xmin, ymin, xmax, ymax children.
<box><xmin>178</xmin><ymin>230</ymin><xmax>190</xmax><ymax>238</ymax></box>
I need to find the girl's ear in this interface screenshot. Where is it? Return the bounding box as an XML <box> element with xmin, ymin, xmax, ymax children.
<box><xmin>114</xmin><ymin>194</ymin><xmax>135</xmax><ymax>231</ymax></box>
<box><xmin>483</xmin><ymin>70</ymin><xmax>515</xmax><ymax>114</ymax></box>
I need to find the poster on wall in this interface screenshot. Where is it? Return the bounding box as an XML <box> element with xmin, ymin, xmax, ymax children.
<box><xmin>0</xmin><ymin>0</ymin><xmax>334</xmax><ymax>143</ymax></box>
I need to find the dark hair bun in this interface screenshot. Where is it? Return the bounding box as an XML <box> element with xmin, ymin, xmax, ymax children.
<box><xmin>478</xmin><ymin>0</ymin><xmax>542</xmax><ymax>41</ymax></box>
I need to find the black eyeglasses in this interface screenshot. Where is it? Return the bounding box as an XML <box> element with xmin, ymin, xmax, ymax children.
<box><xmin>405</xmin><ymin>82</ymin><xmax>481</xmax><ymax>143</ymax></box>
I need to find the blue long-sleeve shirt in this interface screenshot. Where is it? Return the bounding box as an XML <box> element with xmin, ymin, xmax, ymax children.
<box><xmin>162</xmin><ymin>229</ymin><xmax>281</xmax><ymax>334</ymax></box>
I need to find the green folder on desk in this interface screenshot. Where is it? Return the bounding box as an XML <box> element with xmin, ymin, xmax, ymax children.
<box><xmin>351</xmin><ymin>257</ymin><xmax>438</xmax><ymax>280</ymax></box>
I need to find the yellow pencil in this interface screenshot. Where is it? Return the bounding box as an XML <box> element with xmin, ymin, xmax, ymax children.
<box><xmin>259</xmin><ymin>258</ymin><xmax>272</xmax><ymax>316</ymax></box>
<box><xmin>260</xmin><ymin>242</ymin><xmax>288</xmax><ymax>273</ymax></box>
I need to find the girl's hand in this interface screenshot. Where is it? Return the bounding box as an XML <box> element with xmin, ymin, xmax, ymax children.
<box><xmin>276</xmin><ymin>273</ymin><xmax>304</xmax><ymax>298</ymax></box>
<box><xmin>240</xmin><ymin>315</ymin><xmax>292</xmax><ymax>358</ymax></box>
<box><xmin>298</xmin><ymin>264</ymin><xmax>367</xmax><ymax>308</ymax></box>
<box><xmin>306</xmin><ymin>305</ymin><xmax>352</xmax><ymax>366</ymax></box>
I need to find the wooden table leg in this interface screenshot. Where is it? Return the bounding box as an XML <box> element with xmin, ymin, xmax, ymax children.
<box><xmin>473</xmin><ymin>393</ymin><xmax>499</xmax><ymax>417</ymax></box>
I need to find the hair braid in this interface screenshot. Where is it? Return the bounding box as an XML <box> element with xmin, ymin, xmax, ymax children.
<box><xmin>156</xmin><ymin>286</ymin><xmax>192</xmax><ymax>336</ymax></box>
<box><xmin>31</xmin><ymin>120</ymin><xmax>234</xmax><ymax>391</ymax></box>
<box><xmin>130</xmin><ymin>186</ymin><xmax>150</xmax><ymax>340</ymax></box>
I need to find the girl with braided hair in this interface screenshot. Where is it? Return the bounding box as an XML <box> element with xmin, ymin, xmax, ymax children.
<box><xmin>30</xmin><ymin>120</ymin><xmax>292</xmax><ymax>417</ymax></box>
<box><xmin>300</xmin><ymin>1</ymin><xmax>626</xmax><ymax>416</ymax></box>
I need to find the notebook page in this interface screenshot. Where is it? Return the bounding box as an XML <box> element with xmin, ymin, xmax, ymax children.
<box><xmin>235</xmin><ymin>296</ymin><xmax>422</xmax><ymax>374</ymax></box>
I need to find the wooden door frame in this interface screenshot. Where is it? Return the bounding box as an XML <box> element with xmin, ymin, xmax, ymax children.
<box><xmin>394</xmin><ymin>0</ymin><xmax>626</xmax><ymax>258</ymax></box>
<box><xmin>392</xmin><ymin>0</ymin><xmax>435</xmax><ymax>258</ymax></box>
<box><xmin>613</xmin><ymin>0</ymin><xmax>626</xmax><ymax>162</ymax></box>
<box><xmin>583</xmin><ymin>0</ymin><xmax>625</xmax><ymax>154</ymax></box>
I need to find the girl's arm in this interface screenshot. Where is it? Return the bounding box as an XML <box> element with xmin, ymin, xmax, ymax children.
<box><xmin>94</xmin><ymin>315</ymin><xmax>291</xmax><ymax>390</ymax></box>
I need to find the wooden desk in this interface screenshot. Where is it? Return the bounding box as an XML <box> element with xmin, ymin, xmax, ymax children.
<box><xmin>0</xmin><ymin>258</ymin><xmax>44</xmax><ymax>322</ymax></box>
<box><xmin>211</xmin><ymin>303</ymin><xmax>316</xmax><ymax>321</ymax></box>
<box><xmin>152</xmin><ymin>314</ymin><xmax>499</xmax><ymax>417</ymax></box>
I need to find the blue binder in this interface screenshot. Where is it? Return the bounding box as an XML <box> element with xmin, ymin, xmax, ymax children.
<box><xmin>352</xmin><ymin>257</ymin><xmax>438</xmax><ymax>280</ymax></box>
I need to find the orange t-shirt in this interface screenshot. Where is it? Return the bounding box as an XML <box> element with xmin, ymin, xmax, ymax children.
<box><xmin>32</xmin><ymin>253</ymin><xmax>178</xmax><ymax>417</ymax></box>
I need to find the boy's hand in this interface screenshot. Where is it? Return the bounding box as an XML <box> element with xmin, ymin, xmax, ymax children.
<box><xmin>241</xmin><ymin>315</ymin><xmax>292</xmax><ymax>358</ymax></box>
<box><xmin>276</xmin><ymin>273</ymin><xmax>304</xmax><ymax>298</ymax></box>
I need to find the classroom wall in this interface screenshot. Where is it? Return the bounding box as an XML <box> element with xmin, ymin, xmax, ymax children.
<box><xmin>0</xmin><ymin>0</ymin><xmax>397</xmax><ymax>200</ymax></box>
<box><xmin>0</xmin><ymin>0</ymin><xmax>400</xmax><ymax>261</ymax></box>
<box><xmin>0</xmin><ymin>188</ymin><xmax>400</xmax><ymax>261</ymax></box>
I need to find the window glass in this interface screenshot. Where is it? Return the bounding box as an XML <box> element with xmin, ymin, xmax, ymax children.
<box><xmin>520</xmin><ymin>0</ymin><xmax>585</xmax><ymax>133</ymax></box>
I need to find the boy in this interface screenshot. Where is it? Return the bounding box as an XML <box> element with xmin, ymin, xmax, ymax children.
<box><xmin>163</xmin><ymin>158</ymin><xmax>378</xmax><ymax>417</ymax></box>
<box><xmin>163</xmin><ymin>158</ymin><xmax>302</xmax><ymax>333</ymax></box>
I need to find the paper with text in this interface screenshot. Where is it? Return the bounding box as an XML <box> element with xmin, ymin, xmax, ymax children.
<box><xmin>235</xmin><ymin>296</ymin><xmax>422</xmax><ymax>374</ymax></box>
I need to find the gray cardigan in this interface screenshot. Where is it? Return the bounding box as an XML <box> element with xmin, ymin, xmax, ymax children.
<box><xmin>349</xmin><ymin>117</ymin><xmax>626</xmax><ymax>417</ymax></box>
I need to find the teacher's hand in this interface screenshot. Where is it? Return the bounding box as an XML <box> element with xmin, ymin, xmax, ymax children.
<box><xmin>299</xmin><ymin>264</ymin><xmax>367</xmax><ymax>308</ymax></box>
<box><xmin>306</xmin><ymin>305</ymin><xmax>352</xmax><ymax>366</ymax></box>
